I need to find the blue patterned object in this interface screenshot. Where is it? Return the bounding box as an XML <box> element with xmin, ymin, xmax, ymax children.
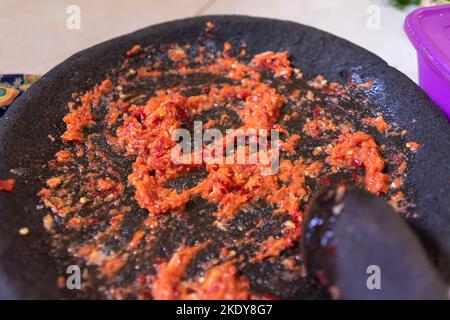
<box><xmin>0</xmin><ymin>74</ymin><xmax>40</xmax><ymax>117</ymax></box>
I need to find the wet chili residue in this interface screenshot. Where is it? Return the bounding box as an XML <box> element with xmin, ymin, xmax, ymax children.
<box><xmin>37</xmin><ymin>24</ymin><xmax>418</xmax><ymax>299</ymax></box>
<box><xmin>0</xmin><ymin>179</ymin><xmax>15</xmax><ymax>192</ymax></box>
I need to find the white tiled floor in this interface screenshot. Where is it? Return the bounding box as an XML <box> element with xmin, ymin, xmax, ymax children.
<box><xmin>0</xmin><ymin>0</ymin><xmax>419</xmax><ymax>82</ymax></box>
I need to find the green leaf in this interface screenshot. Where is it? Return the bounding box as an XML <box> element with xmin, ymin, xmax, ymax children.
<box><xmin>391</xmin><ymin>0</ymin><xmax>420</xmax><ymax>8</ymax></box>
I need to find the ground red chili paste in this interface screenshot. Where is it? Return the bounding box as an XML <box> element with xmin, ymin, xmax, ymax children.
<box><xmin>37</xmin><ymin>23</ymin><xmax>417</xmax><ymax>300</ymax></box>
<box><xmin>0</xmin><ymin>179</ymin><xmax>15</xmax><ymax>191</ymax></box>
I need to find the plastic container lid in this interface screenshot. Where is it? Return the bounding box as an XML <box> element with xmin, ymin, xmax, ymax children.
<box><xmin>405</xmin><ymin>4</ymin><xmax>450</xmax><ymax>120</ymax></box>
<box><xmin>405</xmin><ymin>4</ymin><xmax>450</xmax><ymax>84</ymax></box>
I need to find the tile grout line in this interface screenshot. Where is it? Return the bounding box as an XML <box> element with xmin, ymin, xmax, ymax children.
<box><xmin>193</xmin><ymin>0</ymin><xmax>220</xmax><ymax>16</ymax></box>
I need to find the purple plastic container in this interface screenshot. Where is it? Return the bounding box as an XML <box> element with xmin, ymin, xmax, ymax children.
<box><xmin>405</xmin><ymin>4</ymin><xmax>450</xmax><ymax>120</ymax></box>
